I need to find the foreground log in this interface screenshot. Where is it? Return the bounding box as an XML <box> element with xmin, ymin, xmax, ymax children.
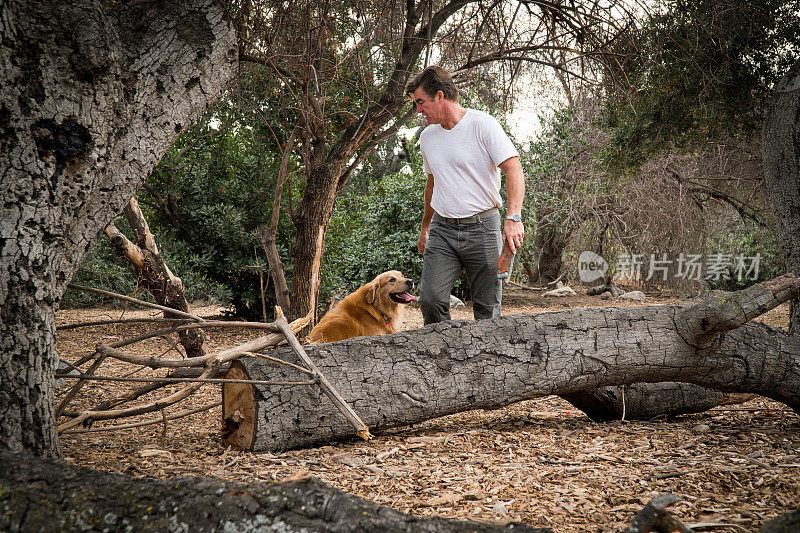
<box><xmin>3</xmin><ymin>446</ymin><xmax>796</xmax><ymax>532</ymax></box>
<box><xmin>760</xmin><ymin>509</ymin><xmax>800</xmax><ymax>533</ymax></box>
<box><xmin>0</xmin><ymin>448</ymin><xmax>548</xmax><ymax>533</ymax></box>
<box><xmin>223</xmin><ymin>276</ymin><xmax>800</xmax><ymax>452</ymax></box>
<box><xmin>622</xmin><ymin>494</ymin><xmax>691</xmax><ymax>533</ymax></box>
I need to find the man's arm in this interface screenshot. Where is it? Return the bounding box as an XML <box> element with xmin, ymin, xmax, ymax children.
<box><xmin>418</xmin><ymin>173</ymin><xmax>435</xmax><ymax>254</ymax></box>
<box><xmin>498</xmin><ymin>156</ymin><xmax>525</xmax><ymax>252</ymax></box>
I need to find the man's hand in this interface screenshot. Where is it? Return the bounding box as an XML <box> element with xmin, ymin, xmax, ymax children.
<box><xmin>498</xmin><ymin>157</ymin><xmax>525</xmax><ymax>253</ymax></box>
<box><xmin>503</xmin><ymin>219</ymin><xmax>525</xmax><ymax>253</ymax></box>
<box><xmin>418</xmin><ymin>227</ymin><xmax>429</xmax><ymax>254</ymax></box>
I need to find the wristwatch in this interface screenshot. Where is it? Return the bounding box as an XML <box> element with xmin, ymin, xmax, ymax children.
<box><xmin>505</xmin><ymin>213</ymin><xmax>522</xmax><ymax>222</ymax></box>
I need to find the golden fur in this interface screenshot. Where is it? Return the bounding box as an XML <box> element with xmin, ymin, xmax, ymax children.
<box><xmin>308</xmin><ymin>270</ymin><xmax>415</xmax><ymax>343</ymax></box>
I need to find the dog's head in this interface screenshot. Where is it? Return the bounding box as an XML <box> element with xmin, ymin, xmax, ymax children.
<box><xmin>366</xmin><ymin>270</ymin><xmax>416</xmax><ymax>306</ymax></box>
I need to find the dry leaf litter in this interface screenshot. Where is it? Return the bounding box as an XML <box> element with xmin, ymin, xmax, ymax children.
<box><xmin>56</xmin><ymin>289</ymin><xmax>800</xmax><ymax>532</ymax></box>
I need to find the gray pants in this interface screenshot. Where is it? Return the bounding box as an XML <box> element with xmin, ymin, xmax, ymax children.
<box><xmin>419</xmin><ymin>210</ymin><xmax>502</xmax><ymax>324</ymax></box>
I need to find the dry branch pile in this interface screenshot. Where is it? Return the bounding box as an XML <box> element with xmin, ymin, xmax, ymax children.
<box><xmin>56</xmin><ymin>286</ymin><xmax>337</xmax><ymax>435</ymax></box>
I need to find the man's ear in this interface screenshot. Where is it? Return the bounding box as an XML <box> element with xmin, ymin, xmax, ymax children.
<box><xmin>366</xmin><ymin>281</ymin><xmax>378</xmax><ymax>304</ymax></box>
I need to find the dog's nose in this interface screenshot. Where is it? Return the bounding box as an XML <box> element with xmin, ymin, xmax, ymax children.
<box><xmin>406</xmin><ymin>279</ymin><xmax>414</xmax><ymax>289</ymax></box>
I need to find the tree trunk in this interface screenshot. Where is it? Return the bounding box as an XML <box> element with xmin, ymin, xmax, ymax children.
<box><xmin>0</xmin><ymin>0</ymin><xmax>236</xmax><ymax>457</ymax></box>
<box><xmin>106</xmin><ymin>197</ymin><xmax>206</xmax><ymax>357</ymax></box>
<box><xmin>0</xmin><ymin>448</ymin><xmax>550</xmax><ymax>533</ymax></box>
<box><xmin>223</xmin><ymin>275</ymin><xmax>800</xmax><ymax>452</ymax></box>
<box><xmin>281</xmin><ymin>2</ymin><xmax>471</xmax><ymax>323</ymax></box>
<box><xmin>762</xmin><ymin>58</ymin><xmax>800</xmax><ymax>333</ymax></box>
<box><xmin>259</xmin><ymin>125</ymin><xmax>298</xmax><ymax>316</ymax></box>
<box><xmin>289</xmin><ymin>165</ymin><xmax>340</xmax><ymax>322</ymax></box>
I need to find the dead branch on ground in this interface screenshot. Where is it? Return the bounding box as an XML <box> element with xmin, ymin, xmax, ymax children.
<box><xmin>57</xmin><ymin>287</ymin><xmax>369</xmax><ymax>442</ymax></box>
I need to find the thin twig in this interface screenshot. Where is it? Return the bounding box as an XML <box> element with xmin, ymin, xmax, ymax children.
<box><xmin>57</xmin><ymin>317</ymin><xmax>192</xmax><ymax>330</ymax></box>
<box><xmin>84</xmin><ymin>368</ymin><xmax>203</xmax><ymax>413</ymax></box>
<box><xmin>55</xmin><ymin>353</ymin><xmax>108</xmax><ymax>418</ymax></box>
<box><xmin>57</xmin><ymin>308</ymin><xmax>314</xmax><ymax>434</ymax></box>
<box><xmin>240</xmin><ymin>351</ymin><xmax>314</xmax><ymax>376</ymax></box>
<box><xmin>60</xmin><ymin>373</ymin><xmax>316</xmax><ymax>387</ymax></box>
<box><xmin>160</xmin><ymin>409</ymin><xmax>168</xmax><ymax>448</ymax></box>
<box><xmin>59</xmin><ymin>318</ymin><xmax>284</xmax><ymax>334</ymax></box>
<box><xmin>57</xmin><ymin>366</ymin><xmax>216</xmax><ymax>432</ymax></box>
<box><xmin>67</xmin><ymin>284</ymin><xmax>205</xmax><ymax>322</ymax></box>
<box><xmin>61</xmin><ymin>326</ymin><xmax>189</xmax><ymax>375</ymax></box>
<box><xmin>61</xmin><ymin>401</ymin><xmax>223</xmax><ymax>434</ymax></box>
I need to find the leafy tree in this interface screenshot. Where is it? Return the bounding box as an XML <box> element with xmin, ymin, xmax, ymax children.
<box><xmin>517</xmin><ymin>97</ymin><xmax>779</xmax><ymax>291</ymax></box>
<box><xmin>140</xmin><ymin>102</ymin><xmax>295</xmax><ymax>319</ymax></box>
<box><xmin>603</xmin><ymin>0</ymin><xmax>800</xmax><ymax>167</ymax></box>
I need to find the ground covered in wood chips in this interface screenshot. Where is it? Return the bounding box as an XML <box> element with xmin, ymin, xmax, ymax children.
<box><xmin>57</xmin><ymin>288</ymin><xmax>800</xmax><ymax>532</ymax></box>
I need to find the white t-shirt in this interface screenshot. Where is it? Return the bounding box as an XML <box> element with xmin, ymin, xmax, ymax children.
<box><xmin>420</xmin><ymin>109</ymin><xmax>518</xmax><ymax>219</ymax></box>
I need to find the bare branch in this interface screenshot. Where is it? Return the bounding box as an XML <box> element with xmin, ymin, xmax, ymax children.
<box><xmin>57</xmin><ymin>366</ymin><xmax>215</xmax><ymax>432</ymax></box>
<box><xmin>57</xmin><ymin>317</ymin><xmax>191</xmax><ymax>331</ymax></box>
<box><xmin>60</xmin><ymin>401</ymin><xmax>223</xmax><ymax>434</ymax></box>
<box><xmin>260</xmin><ymin>124</ymin><xmax>300</xmax><ymax>312</ymax></box>
<box><xmin>60</xmin><ymin>373</ymin><xmax>316</xmax><ymax>387</ymax></box>
<box><xmin>337</xmin><ymin>104</ymin><xmax>418</xmax><ymax>191</ymax></box>
<box><xmin>67</xmin><ymin>284</ymin><xmax>205</xmax><ymax>322</ymax></box>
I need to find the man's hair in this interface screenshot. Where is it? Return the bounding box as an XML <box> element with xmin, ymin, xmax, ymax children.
<box><xmin>405</xmin><ymin>66</ymin><xmax>459</xmax><ymax>102</ymax></box>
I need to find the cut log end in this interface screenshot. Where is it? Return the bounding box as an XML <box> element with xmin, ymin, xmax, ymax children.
<box><xmin>221</xmin><ymin>361</ymin><xmax>257</xmax><ymax>450</ymax></box>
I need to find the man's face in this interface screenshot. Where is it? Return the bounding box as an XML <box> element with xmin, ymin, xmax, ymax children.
<box><xmin>411</xmin><ymin>87</ymin><xmax>443</xmax><ymax>125</ymax></box>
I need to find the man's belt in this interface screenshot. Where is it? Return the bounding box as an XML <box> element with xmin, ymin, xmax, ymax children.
<box><xmin>434</xmin><ymin>207</ymin><xmax>499</xmax><ymax>225</ymax></box>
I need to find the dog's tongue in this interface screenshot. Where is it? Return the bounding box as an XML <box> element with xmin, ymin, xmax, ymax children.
<box><xmin>398</xmin><ymin>292</ymin><xmax>417</xmax><ymax>302</ymax></box>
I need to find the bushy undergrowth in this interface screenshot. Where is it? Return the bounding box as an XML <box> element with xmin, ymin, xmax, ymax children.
<box><xmin>64</xmin><ymin>220</ymin><xmax>232</xmax><ymax>309</ymax></box>
<box><xmin>322</xmin><ymin>151</ymin><xmax>426</xmax><ymax>298</ymax></box>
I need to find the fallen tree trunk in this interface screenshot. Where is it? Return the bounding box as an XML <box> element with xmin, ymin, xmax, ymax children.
<box><xmin>223</xmin><ymin>276</ymin><xmax>800</xmax><ymax>452</ymax></box>
<box><xmin>0</xmin><ymin>448</ymin><xmax>549</xmax><ymax>533</ymax></box>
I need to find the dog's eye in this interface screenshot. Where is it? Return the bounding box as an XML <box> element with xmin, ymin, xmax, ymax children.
<box><xmin>389</xmin><ymin>277</ymin><xmax>396</xmax><ymax>282</ymax></box>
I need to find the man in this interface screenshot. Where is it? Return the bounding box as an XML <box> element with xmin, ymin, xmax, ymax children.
<box><xmin>406</xmin><ymin>66</ymin><xmax>525</xmax><ymax>324</ymax></box>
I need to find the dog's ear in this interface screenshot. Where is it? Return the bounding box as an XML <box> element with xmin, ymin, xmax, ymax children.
<box><xmin>366</xmin><ymin>281</ymin><xmax>378</xmax><ymax>304</ymax></box>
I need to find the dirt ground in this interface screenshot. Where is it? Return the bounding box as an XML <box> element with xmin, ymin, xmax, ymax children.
<box><xmin>56</xmin><ymin>287</ymin><xmax>800</xmax><ymax>532</ymax></box>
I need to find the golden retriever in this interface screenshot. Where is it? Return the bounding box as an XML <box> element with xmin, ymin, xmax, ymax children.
<box><xmin>308</xmin><ymin>270</ymin><xmax>416</xmax><ymax>343</ymax></box>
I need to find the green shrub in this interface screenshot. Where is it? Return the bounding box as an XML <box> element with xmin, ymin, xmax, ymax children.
<box><xmin>323</xmin><ymin>152</ymin><xmax>426</xmax><ymax>298</ymax></box>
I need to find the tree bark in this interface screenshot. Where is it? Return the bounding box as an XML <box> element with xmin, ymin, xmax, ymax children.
<box><xmin>0</xmin><ymin>447</ymin><xmax>549</xmax><ymax>533</ymax></box>
<box><xmin>762</xmin><ymin>58</ymin><xmax>800</xmax><ymax>333</ymax></box>
<box><xmin>289</xmin><ymin>165</ymin><xmax>341</xmax><ymax>322</ymax></box>
<box><xmin>0</xmin><ymin>0</ymin><xmax>236</xmax><ymax>457</ymax></box>
<box><xmin>223</xmin><ymin>276</ymin><xmax>800</xmax><ymax>452</ymax></box>
<box><xmin>106</xmin><ymin>197</ymin><xmax>206</xmax><ymax>357</ymax></box>
<box><xmin>759</xmin><ymin>509</ymin><xmax>800</xmax><ymax>533</ymax></box>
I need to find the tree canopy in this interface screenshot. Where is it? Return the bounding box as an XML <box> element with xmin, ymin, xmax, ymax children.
<box><xmin>603</xmin><ymin>0</ymin><xmax>800</xmax><ymax>167</ymax></box>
